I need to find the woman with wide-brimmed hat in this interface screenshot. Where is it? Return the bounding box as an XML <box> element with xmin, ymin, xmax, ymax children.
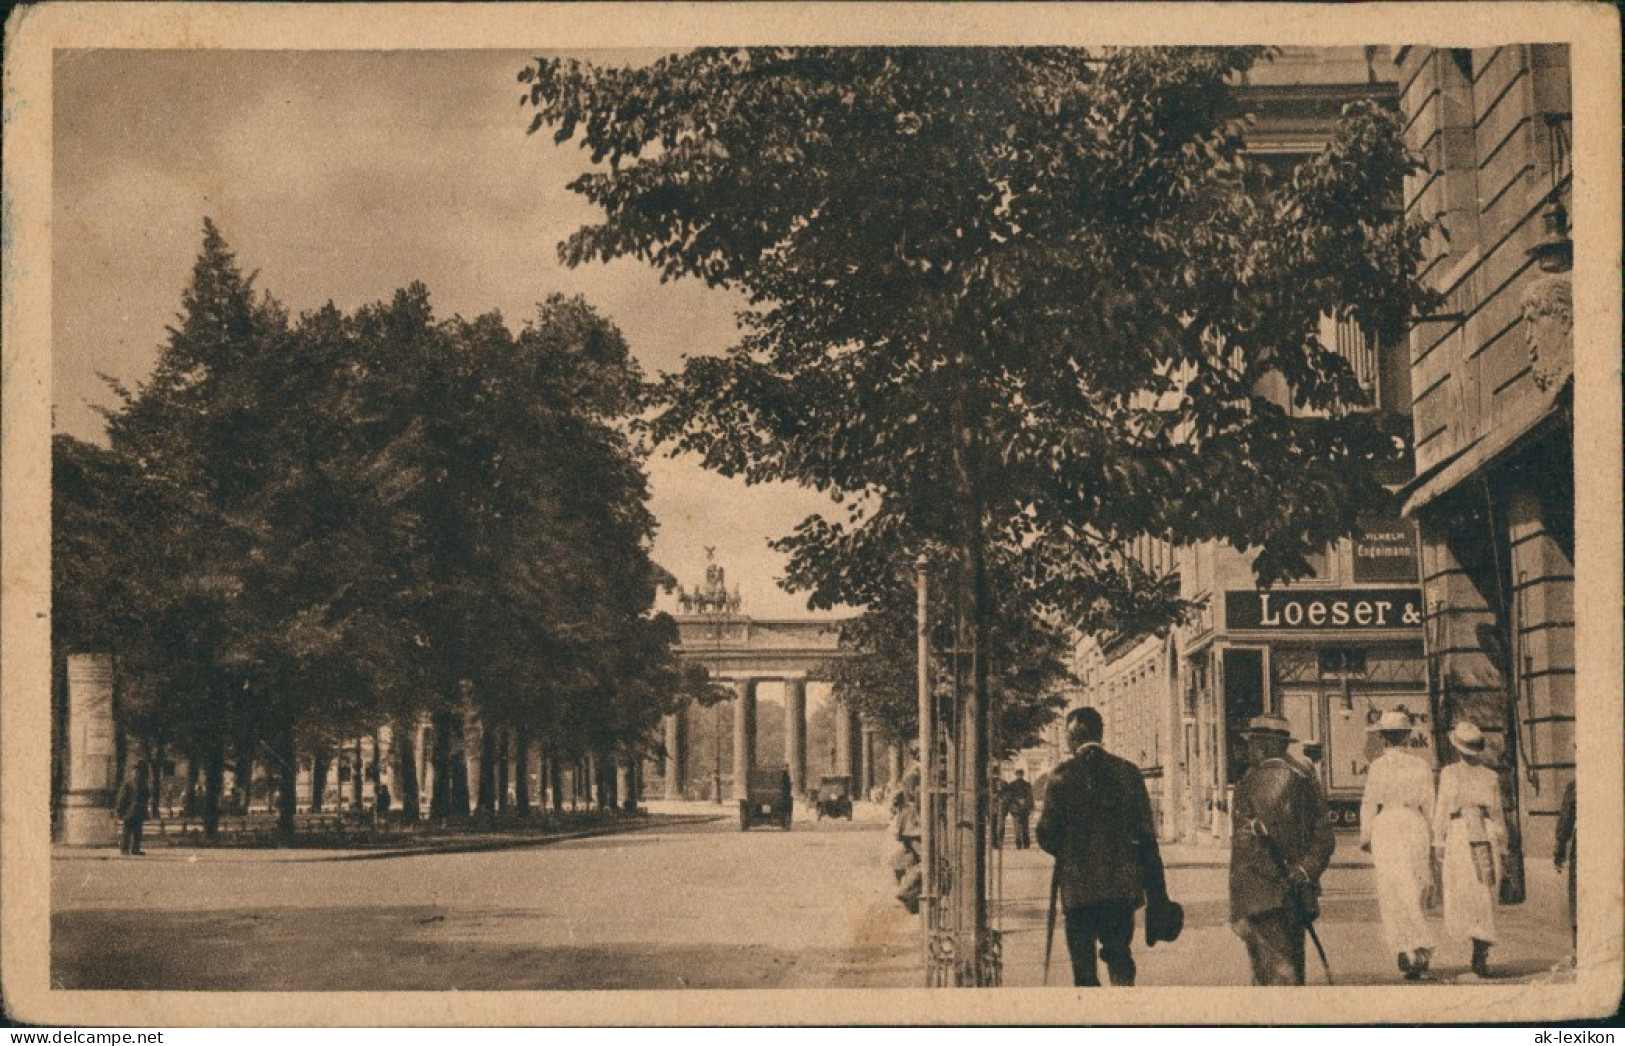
<box><xmin>1431</xmin><ymin>720</ymin><xmax>1507</xmax><ymax>978</ymax></box>
<box><xmin>1359</xmin><ymin>709</ymin><xmax>1435</xmax><ymax>979</ymax></box>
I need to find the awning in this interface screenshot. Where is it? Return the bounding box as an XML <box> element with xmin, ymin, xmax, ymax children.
<box><xmin>1400</xmin><ymin>381</ymin><xmax>1572</xmax><ymax>517</ymax></box>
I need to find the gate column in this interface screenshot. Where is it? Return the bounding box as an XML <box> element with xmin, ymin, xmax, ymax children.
<box><xmin>732</xmin><ymin>678</ymin><xmax>757</xmax><ymax>800</ymax></box>
<box><xmin>784</xmin><ymin>677</ymin><xmax>807</xmax><ymax>796</ymax></box>
<box><xmin>663</xmin><ymin>712</ymin><xmax>685</xmax><ymax>800</ymax></box>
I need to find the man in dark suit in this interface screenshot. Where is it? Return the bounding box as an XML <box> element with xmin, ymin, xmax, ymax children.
<box><xmin>114</xmin><ymin>764</ymin><xmax>150</xmax><ymax>856</ymax></box>
<box><xmin>1229</xmin><ymin>714</ymin><xmax>1336</xmax><ymax>985</ymax></box>
<box><xmin>1004</xmin><ymin>769</ymin><xmax>1035</xmax><ymax>849</ymax></box>
<box><xmin>1037</xmin><ymin>707</ymin><xmax>1168</xmax><ymax>986</ymax></box>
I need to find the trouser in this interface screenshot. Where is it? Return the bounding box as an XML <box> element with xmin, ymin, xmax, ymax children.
<box><xmin>1064</xmin><ymin>901</ymin><xmax>1138</xmax><ymax>986</ymax></box>
<box><xmin>1013</xmin><ymin>812</ymin><xmax>1031</xmax><ymax>849</ymax></box>
<box><xmin>1243</xmin><ymin>909</ymin><xmax>1307</xmax><ymax>985</ymax></box>
<box><xmin>120</xmin><ymin>817</ymin><xmax>145</xmax><ymax>855</ymax></box>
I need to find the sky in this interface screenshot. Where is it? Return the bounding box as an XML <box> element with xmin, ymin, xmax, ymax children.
<box><xmin>52</xmin><ymin>48</ymin><xmax>845</xmax><ymax>619</ymax></box>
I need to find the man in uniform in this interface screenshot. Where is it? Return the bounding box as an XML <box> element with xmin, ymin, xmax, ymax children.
<box><xmin>1037</xmin><ymin>707</ymin><xmax>1169</xmax><ymax>986</ymax></box>
<box><xmin>1229</xmin><ymin>714</ymin><xmax>1335</xmax><ymax>985</ymax></box>
<box><xmin>1004</xmin><ymin>769</ymin><xmax>1035</xmax><ymax>850</ymax></box>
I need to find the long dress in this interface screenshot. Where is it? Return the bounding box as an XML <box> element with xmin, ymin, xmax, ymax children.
<box><xmin>1432</xmin><ymin>761</ymin><xmax>1506</xmax><ymax>944</ymax></box>
<box><xmin>1360</xmin><ymin>748</ymin><xmax>1435</xmax><ymax>956</ymax></box>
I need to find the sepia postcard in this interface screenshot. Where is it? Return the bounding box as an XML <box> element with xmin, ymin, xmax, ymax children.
<box><xmin>3</xmin><ymin>1</ymin><xmax>1620</xmax><ymax>1028</ymax></box>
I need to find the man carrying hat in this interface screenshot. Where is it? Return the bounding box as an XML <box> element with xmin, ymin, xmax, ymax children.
<box><xmin>1037</xmin><ymin>706</ymin><xmax>1171</xmax><ymax>986</ymax></box>
<box><xmin>1229</xmin><ymin>713</ymin><xmax>1336</xmax><ymax>985</ymax></box>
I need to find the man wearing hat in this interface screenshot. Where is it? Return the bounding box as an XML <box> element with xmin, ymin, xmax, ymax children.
<box><xmin>1229</xmin><ymin>713</ymin><xmax>1336</xmax><ymax>985</ymax></box>
<box><xmin>1037</xmin><ymin>707</ymin><xmax>1171</xmax><ymax>986</ymax></box>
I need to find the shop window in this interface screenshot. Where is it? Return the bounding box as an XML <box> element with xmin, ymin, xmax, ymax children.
<box><xmin>1223</xmin><ymin>648</ymin><xmax>1265</xmax><ymax>784</ymax></box>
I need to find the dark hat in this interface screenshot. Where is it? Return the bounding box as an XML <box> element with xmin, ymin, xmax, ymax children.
<box><xmin>1144</xmin><ymin>896</ymin><xmax>1185</xmax><ymax>947</ymax></box>
<box><xmin>1241</xmin><ymin>714</ymin><xmax>1293</xmax><ymax>740</ymax></box>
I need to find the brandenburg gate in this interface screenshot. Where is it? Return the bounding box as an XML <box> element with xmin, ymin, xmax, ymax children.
<box><xmin>666</xmin><ymin>552</ymin><xmax>870</xmax><ymax>800</ymax></box>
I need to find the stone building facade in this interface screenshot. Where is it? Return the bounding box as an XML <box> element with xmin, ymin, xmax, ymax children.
<box><xmin>1394</xmin><ymin>45</ymin><xmax>1574</xmax><ymax>874</ymax></box>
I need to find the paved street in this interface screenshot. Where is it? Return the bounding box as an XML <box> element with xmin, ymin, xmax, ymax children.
<box><xmin>52</xmin><ymin>804</ymin><xmax>919</xmax><ymax>991</ymax></box>
<box><xmin>53</xmin><ymin>803</ymin><xmax>1575</xmax><ymax>991</ymax></box>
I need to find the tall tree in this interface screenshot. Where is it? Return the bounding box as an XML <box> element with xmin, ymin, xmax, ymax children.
<box><xmin>524</xmin><ymin>46</ymin><xmax>1435</xmax><ymax>979</ymax></box>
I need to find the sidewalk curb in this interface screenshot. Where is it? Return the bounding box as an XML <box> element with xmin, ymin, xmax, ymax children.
<box><xmin>51</xmin><ymin>813</ymin><xmax>727</xmax><ymax>864</ymax></box>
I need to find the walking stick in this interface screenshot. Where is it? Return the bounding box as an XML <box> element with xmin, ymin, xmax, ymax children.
<box><xmin>1042</xmin><ymin>860</ymin><xmax>1059</xmax><ymax>985</ymax></box>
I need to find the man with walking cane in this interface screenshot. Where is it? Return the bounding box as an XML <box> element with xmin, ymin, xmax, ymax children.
<box><xmin>1037</xmin><ymin>707</ymin><xmax>1177</xmax><ymax>986</ymax></box>
<box><xmin>1229</xmin><ymin>714</ymin><xmax>1337</xmax><ymax>985</ymax></box>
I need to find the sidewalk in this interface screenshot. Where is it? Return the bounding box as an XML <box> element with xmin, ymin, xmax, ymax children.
<box><xmin>984</xmin><ymin>835</ymin><xmax>1576</xmax><ymax>988</ymax></box>
<box><xmin>53</xmin><ymin>810</ymin><xmax>726</xmax><ymax>863</ymax></box>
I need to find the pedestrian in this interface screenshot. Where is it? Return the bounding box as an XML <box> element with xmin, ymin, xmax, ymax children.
<box><xmin>113</xmin><ymin>763</ymin><xmax>151</xmax><ymax>856</ymax></box>
<box><xmin>1554</xmin><ymin>778</ymin><xmax>1577</xmax><ymax>959</ymax></box>
<box><xmin>1432</xmin><ymin>720</ymin><xmax>1506</xmax><ymax>979</ymax></box>
<box><xmin>1359</xmin><ymin>709</ymin><xmax>1435</xmax><ymax>980</ymax></box>
<box><xmin>1230</xmin><ymin>714</ymin><xmax>1336</xmax><ymax>985</ymax></box>
<box><xmin>1005</xmin><ymin>768</ymin><xmax>1035</xmax><ymax>850</ymax></box>
<box><xmin>1036</xmin><ymin>707</ymin><xmax>1170</xmax><ymax>987</ymax></box>
<box><xmin>375</xmin><ymin>781</ymin><xmax>392</xmax><ymax>824</ymax></box>
<box><xmin>890</xmin><ymin>770</ymin><xmax>923</xmax><ymax>913</ymax></box>
<box><xmin>989</xmin><ymin>771</ymin><xmax>1006</xmax><ymax>849</ymax></box>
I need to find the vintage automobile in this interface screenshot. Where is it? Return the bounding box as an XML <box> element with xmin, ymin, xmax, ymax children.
<box><xmin>812</xmin><ymin>774</ymin><xmax>854</xmax><ymax>820</ymax></box>
<box><xmin>739</xmin><ymin>767</ymin><xmax>793</xmax><ymax>831</ymax></box>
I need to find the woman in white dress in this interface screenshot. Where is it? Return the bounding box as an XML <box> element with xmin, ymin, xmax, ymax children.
<box><xmin>1432</xmin><ymin>720</ymin><xmax>1507</xmax><ymax>978</ymax></box>
<box><xmin>1360</xmin><ymin>709</ymin><xmax>1435</xmax><ymax>979</ymax></box>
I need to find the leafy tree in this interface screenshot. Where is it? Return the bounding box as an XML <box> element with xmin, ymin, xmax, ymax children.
<box><xmin>524</xmin><ymin>46</ymin><xmax>1434</xmax><ymax>972</ymax></box>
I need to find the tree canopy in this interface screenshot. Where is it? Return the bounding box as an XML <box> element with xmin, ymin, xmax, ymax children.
<box><xmin>522</xmin><ymin>47</ymin><xmax>1434</xmax><ymax>634</ymax></box>
<box><xmin>58</xmin><ymin>220</ymin><xmax>684</xmax><ymax>836</ymax></box>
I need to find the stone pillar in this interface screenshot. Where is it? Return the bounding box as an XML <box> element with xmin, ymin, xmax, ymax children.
<box><xmin>61</xmin><ymin>654</ymin><xmax>119</xmax><ymax>846</ymax></box>
<box><xmin>861</xmin><ymin>724</ymin><xmax>879</xmax><ymax>797</ymax></box>
<box><xmin>732</xmin><ymin>678</ymin><xmax>757</xmax><ymax>801</ymax></box>
<box><xmin>1507</xmin><ymin>483</ymin><xmax>1575</xmax><ymax>859</ymax></box>
<box><xmin>887</xmin><ymin>742</ymin><xmax>903</xmax><ymax>788</ymax></box>
<box><xmin>663</xmin><ymin>712</ymin><xmax>686</xmax><ymax>800</ymax></box>
<box><xmin>616</xmin><ymin>760</ymin><xmax>633</xmax><ymax>812</ymax></box>
<box><xmin>835</xmin><ymin>705</ymin><xmax>863</xmax><ymax>785</ymax></box>
<box><xmin>783</xmin><ymin>678</ymin><xmax>807</xmax><ymax>796</ymax></box>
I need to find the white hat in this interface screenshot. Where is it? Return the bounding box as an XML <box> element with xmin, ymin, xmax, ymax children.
<box><xmin>1367</xmin><ymin>710</ymin><xmax>1413</xmax><ymax>734</ymax></box>
<box><xmin>1448</xmin><ymin>720</ymin><xmax>1487</xmax><ymax>755</ymax></box>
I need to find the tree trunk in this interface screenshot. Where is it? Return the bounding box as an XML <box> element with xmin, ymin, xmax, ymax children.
<box><xmin>276</xmin><ymin>716</ymin><xmax>298</xmax><ymax>843</ymax></box>
<box><xmin>429</xmin><ymin>710</ymin><xmax>453</xmax><ymax>820</ymax></box>
<box><xmin>351</xmin><ymin>737</ymin><xmax>364</xmax><ymax>810</ymax></box>
<box><xmin>549</xmin><ymin>752</ymin><xmax>565</xmax><ymax>815</ymax></box>
<box><xmin>475</xmin><ymin>719</ymin><xmax>497</xmax><ymax>817</ymax></box>
<box><xmin>235</xmin><ymin>732</ymin><xmax>255</xmax><ymax>815</ymax></box>
<box><xmin>148</xmin><ymin>738</ymin><xmax>165</xmax><ymax>820</ymax></box>
<box><xmin>310</xmin><ymin>745</ymin><xmax>331</xmax><ymax>815</ymax></box>
<box><xmin>447</xmin><ymin>713</ymin><xmax>471</xmax><ymax>817</ymax></box>
<box><xmin>497</xmin><ymin>728</ymin><xmax>512</xmax><ymax>813</ymax></box>
<box><xmin>202</xmin><ymin>740</ymin><xmax>225</xmax><ymax>838</ymax></box>
<box><xmin>513</xmin><ymin>728</ymin><xmax>530</xmax><ymax>815</ymax></box>
<box><xmin>185</xmin><ymin>758</ymin><xmax>201</xmax><ymax>817</ymax></box>
<box><xmin>395</xmin><ymin>718</ymin><xmax>420</xmax><ymax>824</ymax></box>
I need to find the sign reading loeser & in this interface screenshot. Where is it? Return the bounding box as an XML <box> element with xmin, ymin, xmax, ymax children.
<box><xmin>1225</xmin><ymin>588</ymin><xmax>1423</xmax><ymax>631</ymax></box>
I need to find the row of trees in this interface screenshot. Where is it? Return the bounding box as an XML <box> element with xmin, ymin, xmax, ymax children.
<box><xmin>54</xmin><ymin>220</ymin><xmax>695</xmax><ymax>840</ymax></box>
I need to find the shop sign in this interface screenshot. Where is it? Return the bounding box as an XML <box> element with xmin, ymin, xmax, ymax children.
<box><xmin>1226</xmin><ymin>589</ymin><xmax>1422</xmax><ymax>631</ymax></box>
<box><xmin>1352</xmin><ymin>514</ymin><xmax>1419</xmax><ymax>583</ymax></box>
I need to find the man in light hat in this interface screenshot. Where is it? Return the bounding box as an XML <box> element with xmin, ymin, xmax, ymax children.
<box><xmin>1359</xmin><ymin>708</ymin><xmax>1436</xmax><ymax>979</ymax></box>
<box><xmin>1229</xmin><ymin>713</ymin><xmax>1336</xmax><ymax>985</ymax></box>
